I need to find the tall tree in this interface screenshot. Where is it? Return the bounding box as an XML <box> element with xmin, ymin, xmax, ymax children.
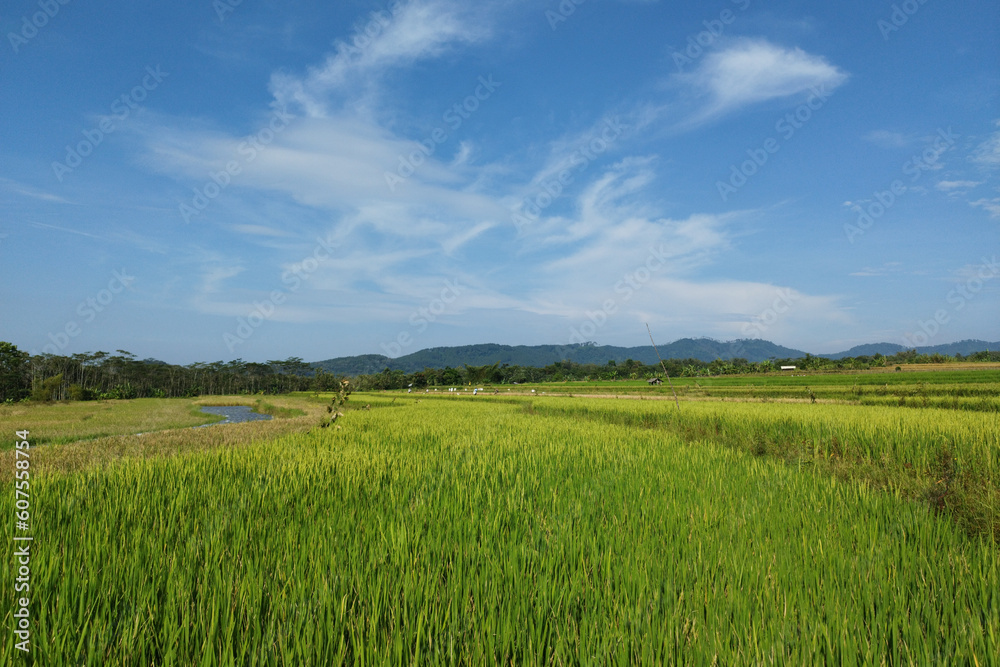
<box><xmin>0</xmin><ymin>342</ymin><xmax>30</xmax><ymax>402</ymax></box>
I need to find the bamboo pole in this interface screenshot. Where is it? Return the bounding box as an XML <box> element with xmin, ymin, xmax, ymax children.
<box><xmin>646</xmin><ymin>323</ymin><xmax>680</xmax><ymax>410</ymax></box>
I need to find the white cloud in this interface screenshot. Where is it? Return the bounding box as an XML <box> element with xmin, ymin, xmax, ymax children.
<box><xmin>441</xmin><ymin>221</ymin><xmax>494</xmax><ymax>255</ymax></box>
<box><xmin>269</xmin><ymin>0</ymin><xmax>487</xmax><ymax>117</ymax></box>
<box><xmin>25</xmin><ymin>221</ymin><xmax>105</xmax><ymax>240</ymax></box>
<box><xmin>201</xmin><ymin>266</ymin><xmax>244</xmax><ymax>294</ymax></box>
<box><xmin>142</xmin><ymin>112</ymin><xmax>508</xmax><ymax>239</ymax></box>
<box><xmin>935</xmin><ymin>180</ymin><xmax>983</xmax><ymax>191</ymax></box>
<box><xmin>849</xmin><ymin>262</ymin><xmax>904</xmax><ymax>277</ymax></box>
<box><xmin>229</xmin><ymin>224</ymin><xmax>291</xmax><ymax>237</ymax></box>
<box><xmin>0</xmin><ymin>177</ymin><xmax>70</xmax><ymax>204</ymax></box>
<box><xmin>132</xmin><ymin>20</ymin><xmax>856</xmax><ymax>352</ymax></box>
<box><xmin>451</xmin><ymin>141</ymin><xmax>474</xmax><ymax>167</ymax></box>
<box><xmin>864</xmin><ymin>130</ymin><xmax>914</xmax><ymax>148</ymax></box>
<box><xmin>518</xmin><ymin>157</ymin><xmax>729</xmax><ymax>261</ymax></box>
<box><xmin>677</xmin><ymin>38</ymin><xmax>848</xmax><ymax>124</ymax></box>
<box><xmin>528</xmin><ymin>275</ymin><xmax>849</xmax><ymax>348</ymax></box>
<box><xmin>970</xmin><ymin>197</ymin><xmax>1000</xmax><ymax>218</ymax></box>
<box><xmin>972</xmin><ymin>120</ymin><xmax>1000</xmax><ymax>168</ymax></box>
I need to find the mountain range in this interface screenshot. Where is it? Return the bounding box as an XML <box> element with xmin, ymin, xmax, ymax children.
<box><xmin>311</xmin><ymin>338</ymin><xmax>998</xmax><ymax>376</ymax></box>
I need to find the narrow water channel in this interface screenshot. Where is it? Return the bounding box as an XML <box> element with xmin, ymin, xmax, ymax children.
<box><xmin>196</xmin><ymin>405</ymin><xmax>272</xmax><ymax>427</ymax></box>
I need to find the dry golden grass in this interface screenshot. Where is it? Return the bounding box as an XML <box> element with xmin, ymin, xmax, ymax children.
<box><xmin>0</xmin><ymin>397</ymin><xmax>220</xmax><ymax>449</ymax></box>
<box><xmin>1</xmin><ymin>394</ymin><xmax>327</xmax><ymax>477</ymax></box>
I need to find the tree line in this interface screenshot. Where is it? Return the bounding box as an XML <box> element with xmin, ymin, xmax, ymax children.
<box><xmin>1</xmin><ymin>341</ymin><xmax>997</xmax><ymax>402</ymax></box>
<box><xmin>347</xmin><ymin>349</ymin><xmax>1000</xmax><ymax>390</ymax></box>
<box><xmin>0</xmin><ymin>343</ymin><xmax>342</xmax><ymax>402</ymax></box>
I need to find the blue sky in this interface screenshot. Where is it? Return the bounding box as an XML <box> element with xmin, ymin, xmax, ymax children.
<box><xmin>1</xmin><ymin>0</ymin><xmax>998</xmax><ymax>364</ymax></box>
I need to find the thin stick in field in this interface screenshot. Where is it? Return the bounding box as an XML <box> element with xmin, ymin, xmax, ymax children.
<box><xmin>646</xmin><ymin>323</ymin><xmax>680</xmax><ymax>410</ymax></box>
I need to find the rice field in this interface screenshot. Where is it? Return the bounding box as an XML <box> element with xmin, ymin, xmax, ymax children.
<box><xmin>2</xmin><ymin>389</ymin><xmax>997</xmax><ymax>664</ymax></box>
<box><xmin>0</xmin><ymin>398</ymin><xmax>225</xmax><ymax>451</ymax></box>
<box><xmin>522</xmin><ymin>395</ymin><xmax>1000</xmax><ymax>541</ymax></box>
<box><xmin>498</xmin><ymin>369</ymin><xmax>1000</xmax><ymax>412</ymax></box>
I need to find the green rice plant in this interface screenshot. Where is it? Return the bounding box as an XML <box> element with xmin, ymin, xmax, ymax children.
<box><xmin>1</xmin><ymin>399</ymin><xmax>996</xmax><ymax>663</ymax></box>
<box><xmin>509</xmin><ymin>374</ymin><xmax>1000</xmax><ymax>412</ymax></box>
<box><xmin>518</xmin><ymin>395</ymin><xmax>1000</xmax><ymax>542</ymax></box>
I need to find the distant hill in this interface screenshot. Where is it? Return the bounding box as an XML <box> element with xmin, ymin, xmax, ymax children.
<box><xmin>310</xmin><ymin>354</ymin><xmax>398</xmax><ymax>376</ymax></box>
<box><xmin>820</xmin><ymin>343</ymin><xmax>907</xmax><ymax>359</ymax></box>
<box><xmin>312</xmin><ymin>338</ymin><xmax>808</xmax><ymax>375</ymax></box>
<box><xmin>820</xmin><ymin>339</ymin><xmax>999</xmax><ymax>360</ymax></box>
<box><xmin>311</xmin><ymin>338</ymin><xmax>1000</xmax><ymax>375</ymax></box>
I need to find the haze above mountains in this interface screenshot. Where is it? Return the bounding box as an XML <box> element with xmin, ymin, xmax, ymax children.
<box><xmin>312</xmin><ymin>338</ymin><xmax>999</xmax><ymax>376</ymax></box>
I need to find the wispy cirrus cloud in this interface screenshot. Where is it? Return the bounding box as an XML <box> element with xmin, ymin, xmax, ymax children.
<box><xmin>935</xmin><ymin>180</ymin><xmax>983</xmax><ymax>192</ymax></box>
<box><xmin>201</xmin><ymin>265</ymin><xmax>244</xmax><ymax>295</ymax></box>
<box><xmin>849</xmin><ymin>262</ymin><xmax>904</xmax><ymax>277</ymax></box>
<box><xmin>131</xmin><ymin>15</ymin><xmax>855</xmax><ymax>354</ymax></box>
<box><xmin>674</xmin><ymin>38</ymin><xmax>848</xmax><ymax>126</ymax></box>
<box><xmin>970</xmin><ymin>197</ymin><xmax>1000</xmax><ymax>218</ymax></box>
<box><xmin>0</xmin><ymin>177</ymin><xmax>70</xmax><ymax>204</ymax></box>
<box><xmin>972</xmin><ymin>120</ymin><xmax>1000</xmax><ymax>168</ymax></box>
<box><xmin>24</xmin><ymin>220</ymin><xmax>106</xmax><ymax>240</ymax></box>
<box><xmin>864</xmin><ymin>130</ymin><xmax>916</xmax><ymax>149</ymax></box>
<box><xmin>228</xmin><ymin>224</ymin><xmax>292</xmax><ymax>237</ymax></box>
<box><xmin>269</xmin><ymin>0</ymin><xmax>488</xmax><ymax>117</ymax></box>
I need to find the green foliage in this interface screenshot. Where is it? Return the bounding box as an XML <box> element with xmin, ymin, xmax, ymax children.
<box><xmin>31</xmin><ymin>373</ymin><xmax>64</xmax><ymax>402</ymax></box>
<box><xmin>439</xmin><ymin>365</ymin><xmax>462</xmax><ymax>385</ymax></box>
<box><xmin>320</xmin><ymin>379</ymin><xmax>352</xmax><ymax>428</ymax></box>
<box><xmin>67</xmin><ymin>384</ymin><xmax>95</xmax><ymax>401</ymax></box>
<box><xmin>463</xmin><ymin>362</ymin><xmax>500</xmax><ymax>384</ymax></box>
<box><xmin>12</xmin><ymin>347</ymin><xmax>324</xmax><ymax>400</ymax></box>
<box><xmin>0</xmin><ymin>341</ymin><xmax>30</xmax><ymax>402</ymax></box>
<box><xmin>309</xmin><ymin>368</ymin><xmax>343</xmax><ymax>392</ymax></box>
<box><xmin>104</xmin><ymin>382</ymin><xmax>138</xmax><ymax>400</ymax></box>
<box><xmin>250</xmin><ymin>399</ymin><xmax>305</xmax><ymax>418</ymax></box>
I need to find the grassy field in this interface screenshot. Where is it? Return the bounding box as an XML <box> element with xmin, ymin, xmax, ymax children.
<box><xmin>464</xmin><ymin>368</ymin><xmax>1000</xmax><ymax>412</ymax></box>
<box><xmin>1</xmin><ymin>377</ymin><xmax>997</xmax><ymax>664</ymax></box>
<box><xmin>0</xmin><ymin>398</ymin><xmax>226</xmax><ymax>451</ymax></box>
<box><xmin>0</xmin><ymin>395</ymin><xmax>312</xmax><ymax>452</ymax></box>
<box><xmin>517</xmin><ymin>395</ymin><xmax>1000</xmax><ymax>541</ymax></box>
<box><xmin>0</xmin><ymin>395</ymin><xmax>321</xmax><ymax>475</ymax></box>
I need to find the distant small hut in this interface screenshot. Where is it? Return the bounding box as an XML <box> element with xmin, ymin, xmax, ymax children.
<box><xmin>647</xmin><ymin>377</ymin><xmax>663</xmax><ymax>385</ymax></box>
